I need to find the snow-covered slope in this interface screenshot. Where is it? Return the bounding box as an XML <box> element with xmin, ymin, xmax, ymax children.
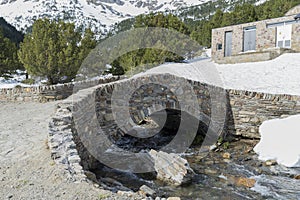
<box><xmin>0</xmin><ymin>0</ymin><xmax>211</xmax><ymax>36</ymax></box>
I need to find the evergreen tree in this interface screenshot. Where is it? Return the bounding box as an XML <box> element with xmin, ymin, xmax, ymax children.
<box><xmin>0</xmin><ymin>30</ymin><xmax>22</xmax><ymax>77</ymax></box>
<box><xmin>211</xmin><ymin>9</ymin><xmax>224</xmax><ymax>28</ymax></box>
<box><xmin>18</xmin><ymin>19</ymin><xmax>96</xmax><ymax>84</ymax></box>
<box><xmin>79</xmin><ymin>28</ymin><xmax>97</xmax><ymax>60</ymax></box>
<box><xmin>232</xmin><ymin>3</ymin><xmax>257</xmax><ymax>24</ymax></box>
<box><xmin>110</xmin><ymin>13</ymin><xmax>190</xmax><ymax>75</ymax></box>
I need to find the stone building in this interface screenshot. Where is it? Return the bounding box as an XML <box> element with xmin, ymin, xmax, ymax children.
<box><xmin>211</xmin><ymin>5</ymin><xmax>300</xmax><ymax>64</ymax></box>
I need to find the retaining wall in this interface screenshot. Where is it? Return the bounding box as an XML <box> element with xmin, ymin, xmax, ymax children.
<box><xmin>0</xmin><ymin>76</ymin><xmax>119</xmax><ymax>102</ymax></box>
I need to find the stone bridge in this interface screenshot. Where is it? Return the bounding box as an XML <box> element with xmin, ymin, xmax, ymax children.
<box><xmin>48</xmin><ymin>73</ymin><xmax>300</xmax><ymax>181</ymax></box>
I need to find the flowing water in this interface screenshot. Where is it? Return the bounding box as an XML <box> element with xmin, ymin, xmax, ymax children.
<box><xmin>92</xmin><ymin>139</ymin><xmax>300</xmax><ymax>199</ymax></box>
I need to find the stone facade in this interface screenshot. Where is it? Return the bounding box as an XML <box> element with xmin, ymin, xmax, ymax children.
<box><xmin>212</xmin><ymin>8</ymin><xmax>300</xmax><ymax>64</ymax></box>
<box><xmin>0</xmin><ymin>77</ymin><xmax>119</xmax><ymax>102</ymax></box>
<box><xmin>48</xmin><ymin>73</ymin><xmax>300</xmax><ymax>182</ymax></box>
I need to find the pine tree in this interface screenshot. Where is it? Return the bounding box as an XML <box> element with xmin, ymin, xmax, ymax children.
<box><xmin>211</xmin><ymin>9</ymin><xmax>224</xmax><ymax>28</ymax></box>
<box><xmin>0</xmin><ymin>30</ymin><xmax>22</xmax><ymax>77</ymax></box>
<box><xmin>111</xmin><ymin>12</ymin><xmax>190</xmax><ymax>75</ymax></box>
<box><xmin>18</xmin><ymin>19</ymin><xmax>96</xmax><ymax>84</ymax></box>
<box><xmin>79</xmin><ymin>28</ymin><xmax>97</xmax><ymax>61</ymax></box>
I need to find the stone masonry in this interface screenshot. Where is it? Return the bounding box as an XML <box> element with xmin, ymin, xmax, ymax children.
<box><xmin>0</xmin><ymin>76</ymin><xmax>119</xmax><ymax>102</ymax></box>
<box><xmin>48</xmin><ymin>73</ymin><xmax>300</xmax><ymax>182</ymax></box>
<box><xmin>212</xmin><ymin>7</ymin><xmax>300</xmax><ymax>64</ymax></box>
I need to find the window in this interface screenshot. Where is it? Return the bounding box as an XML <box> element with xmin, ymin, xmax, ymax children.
<box><xmin>217</xmin><ymin>43</ymin><xmax>222</xmax><ymax>50</ymax></box>
<box><xmin>278</xmin><ymin>41</ymin><xmax>284</xmax><ymax>48</ymax></box>
<box><xmin>243</xmin><ymin>26</ymin><xmax>256</xmax><ymax>52</ymax></box>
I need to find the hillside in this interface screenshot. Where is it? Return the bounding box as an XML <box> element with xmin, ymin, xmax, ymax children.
<box><xmin>108</xmin><ymin>0</ymin><xmax>267</xmax><ymax>34</ymax></box>
<box><xmin>0</xmin><ymin>0</ymin><xmax>213</xmax><ymax>36</ymax></box>
<box><xmin>0</xmin><ymin>17</ymin><xmax>23</xmax><ymax>43</ymax></box>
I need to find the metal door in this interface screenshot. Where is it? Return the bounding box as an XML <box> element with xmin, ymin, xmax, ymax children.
<box><xmin>225</xmin><ymin>31</ymin><xmax>232</xmax><ymax>57</ymax></box>
<box><xmin>243</xmin><ymin>26</ymin><xmax>256</xmax><ymax>51</ymax></box>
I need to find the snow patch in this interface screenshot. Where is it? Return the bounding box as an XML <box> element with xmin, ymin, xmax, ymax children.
<box><xmin>254</xmin><ymin>115</ymin><xmax>300</xmax><ymax>167</ymax></box>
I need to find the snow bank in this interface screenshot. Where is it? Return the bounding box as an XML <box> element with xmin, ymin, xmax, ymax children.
<box><xmin>0</xmin><ymin>72</ymin><xmax>33</xmax><ymax>89</ymax></box>
<box><xmin>135</xmin><ymin>53</ymin><xmax>300</xmax><ymax>96</ymax></box>
<box><xmin>253</xmin><ymin>115</ymin><xmax>300</xmax><ymax>167</ymax></box>
<box><xmin>216</xmin><ymin>53</ymin><xmax>300</xmax><ymax>95</ymax></box>
<box><xmin>2</xmin><ymin>53</ymin><xmax>300</xmax><ymax>95</ymax></box>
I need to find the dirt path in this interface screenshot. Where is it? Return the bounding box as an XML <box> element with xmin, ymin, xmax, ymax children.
<box><xmin>0</xmin><ymin>102</ymin><xmax>109</xmax><ymax>200</ymax></box>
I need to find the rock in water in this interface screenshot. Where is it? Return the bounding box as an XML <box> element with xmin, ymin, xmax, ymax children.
<box><xmin>149</xmin><ymin>150</ymin><xmax>195</xmax><ymax>186</ymax></box>
<box><xmin>139</xmin><ymin>185</ymin><xmax>156</xmax><ymax>196</ymax></box>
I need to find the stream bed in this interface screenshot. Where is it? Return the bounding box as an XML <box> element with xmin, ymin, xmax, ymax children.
<box><xmin>92</xmin><ymin>138</ymin><xmax>300</xmax><ymax>199</ymax></box>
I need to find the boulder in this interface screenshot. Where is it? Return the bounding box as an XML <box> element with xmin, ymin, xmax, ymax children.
<box><xmin>149</xmin><ymin>150</ymin><xmax>195</xmax><ymax>186</ymax></box>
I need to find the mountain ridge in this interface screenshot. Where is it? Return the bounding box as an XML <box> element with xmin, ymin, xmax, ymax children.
<box><xmin>0</xmin><ymin>0</ymin><xmax>212</xmax><ymax>36</ymax></box>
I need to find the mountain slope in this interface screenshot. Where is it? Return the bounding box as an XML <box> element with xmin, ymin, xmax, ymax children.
<box><xmin>0</xmin><ymin>17</ymin><xmax>24</xmax><ymax>43</ymax></box>
<box><xmin>0</xmin><ymin>0</ymin><xmax>212</xmax><ymax>36</ymax></box>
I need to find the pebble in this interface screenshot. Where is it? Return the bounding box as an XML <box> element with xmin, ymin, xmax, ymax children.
<box><xmin>204</xmin><ymin>169</ymin><xmax>218</xmax><ymax>175</ymax></box>
<box><xmin>167</xmin><ymin>197</ymin><xmax>181</xmax><ymax>200</ymax></box>
<box><xmin>117</xmin><ymin>191</ymin><xmax>134</xmax><ymax>196</ymax></box>
<box><xmin>265</xmin><ymin>160</ymin><xmax>277</xmax><ymax>166</ymax></box>
<box><xmin>139</xmin><ymin>185</ymin><xmax>156</xmax><ymax>196</ymax></box>
<box><xmin>235</xmin><ymin>177</ymin><xmax>256</xmax><ymax>188</ymax></box>
<box><xmin>223</xmin><ymin>152</ymin><xmax>231</xmax><ymax>159</ymax></box>
<box><xmin>142</xmin><ymin>197</ymin><xmax>153</xmax><ymax>200</ymax></box>
<box><xmin>294</xmin><ymin>174</ymin><xmax>300</xmax><ymax>180</ymax></box>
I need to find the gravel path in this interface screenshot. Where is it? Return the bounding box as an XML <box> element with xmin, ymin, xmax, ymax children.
<box><xmin>0</xmin><ymin>102</ymin><xmax>110</xmax><ymax>200</ymax></box>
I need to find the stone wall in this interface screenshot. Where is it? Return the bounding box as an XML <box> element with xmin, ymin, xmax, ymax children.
<box><xmin>0</xmin><ymin>76</ymin><xmax>119</xmax><ymax>102</ymax></box>
<box><xmin>211</xmin><ymin>14</ymin><xmax>300</xmax><ymax>64</ymax></box>
<box><xmin>227</xmin><ymin>89</ymin><xmax>300</xmax><ymax>138</ymax></box>
<box><xmin>48</xmin><ymin>73</ymin><xmax>300</xmax><ymax>181</ymax></box>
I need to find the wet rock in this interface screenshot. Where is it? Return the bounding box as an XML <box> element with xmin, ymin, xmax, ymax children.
<box><xmin>84</xmin><ymin>171</ymin><xmax>97</xmax><ymax>182</ymax></box>
<box><xmin>209</xmin><ymin>144</ymin><xmax>218</xmax><ymax>151</ymax></box>
<box><xmin>204</xmin><ymin>169</ymin><xmax>218</xmax><ymax>175</ymax></box>
<box><xmin>224</xmin><ymin>174</ymin><xmax>256</xmax><ymax>188</ymax></box>
<box><xmin>294</xmin><ymin>174</ymin><xmax>300</xmax><ymax>180</ymax></box>
<box><xmin>116</xmin><ymin>190</ymin><xmax>134</xmax><ymax>197</ymax></box>
<box><xmin>101</xmin><ymin>177</ymin><xmax>131</xmax><ymax>191</ymax></box>
<box><xmin>142</xmin><ymin>197</ymin><xmax>153</xmax><ymax>200</ymax></box>
<box><xmin>244</xmin><ymin>147</ymin><xmax>254</xmax><ymax>154</ymax></box>
<box><xmin>222</xmin><ymin>152</ymin><xmax>231</xmax><ymax>159</ymax></box>
<box><xmin>167</xmin><ymin>197</ymin><xmax>181</xmax><ymax>200</ymax></box>
<box><xmin>265</xmin><ymin>160</ymin><xmax>277</xmax><ymax>166</ymax></box>
<box><xmin>235</xmin><ymin>177</ymin><xmax>256</xmax><ymax>188</ymax></box>
<box><xmin>149</xmin><ymin>150</ymin><xmax>195</xmax><ymax>186</ymax></box>
<box><xmin>139</xmin><ymin>185</ymin><xmax>156</xmax><ymax>197</ymax></box>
